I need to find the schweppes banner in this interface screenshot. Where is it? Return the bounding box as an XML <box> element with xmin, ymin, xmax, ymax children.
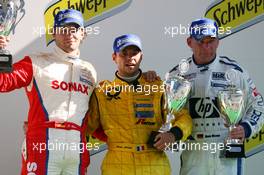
<box><xmin>245</xmin><ymin>126</ymin><xmax>264</xmax><ymax>157</ymax></box>
<box><xmin>205</xmin><ymin>0</ymin><xmax>264</xmax><ymax>39</ymax></box>
<box><xmin>44</xmin><ymin>0</ymin><xmax>132</xmax><ymax>45</ymax></box>
<box><xmin>87</xmin><ymin>135</ymin><xmax>107</xmax><ymax>156</ymax></box>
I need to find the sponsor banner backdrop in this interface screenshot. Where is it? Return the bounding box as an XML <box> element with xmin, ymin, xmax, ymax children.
<box><xmin>245</xmin><ymin>126</ymin><xmax>264</xmax><ymax>157</ymax></box>
<box><xmin>44</xmin><ymin>0</ymin><xmax>132</xmax><ymax>45</ymax></box>
<box><xmin>87</xmin><ymin>135</ymin><xmax>107</xmax><ymax>156</ymax></box>
<box><xmin>205</xmin><ymin>0</ymin><xmax>264</xmax><ymax>39</ymax></box>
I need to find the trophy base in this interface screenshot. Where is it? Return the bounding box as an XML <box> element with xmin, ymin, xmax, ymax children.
<box><xmin>147</xmin><ymin>131</ymin><xmax>161</xmax><ymax>147</ymax></box>
<box><xmin>224</xmin><ymin>143</ymin><xmax>245</xmax><ymax>158</ymax></box>
<box><xmin>0</xmin><ymin>54</ymin><xmax>12</xmax><ymax>72</ymax></box>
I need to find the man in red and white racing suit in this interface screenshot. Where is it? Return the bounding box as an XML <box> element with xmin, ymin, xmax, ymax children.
<box><xmin>0</xmin><ymin>9</ymin><xmax>102</xmax><ymax>175</ymax></box>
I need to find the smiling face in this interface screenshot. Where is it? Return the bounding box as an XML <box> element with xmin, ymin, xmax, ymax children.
<box><xmin>112</xmin><ymin>45</ymin><xmax>142</xmax><ymax>77</ymax></box>
<box><xmin>53</xmin><ymin>23</ymin><xmax>84</xmax><ymax>55</ymax></box>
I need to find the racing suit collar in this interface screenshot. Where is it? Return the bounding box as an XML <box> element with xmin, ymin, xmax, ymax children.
<box><xmin>192</xmin><ymin>54</ymin><xmax>216</xmax><ymax>67</ymax></box>
<box><xmin>115</xmin><ymin>69</ymin><xmax>142</xmax><ymax>86</ymax></box>
<box><xmin>54</xmin><ymin>45</ymin><xmax>80</xmax><ymax>63</ymax></box>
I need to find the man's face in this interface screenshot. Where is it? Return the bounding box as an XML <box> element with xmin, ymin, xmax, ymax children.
<box><xmin>112</xmin><ymin>45</ymin><xmax>142</xmax><ymax>77</ymax></box>
<box><xmin>187</xmin><ymin>36</ymin><xmax>219</xmax><ymax>62</ymax></box>
<box><xmin>53</xmin><ymin>23</ymin><xmax>84</xmax><ymax>53</ymax></box>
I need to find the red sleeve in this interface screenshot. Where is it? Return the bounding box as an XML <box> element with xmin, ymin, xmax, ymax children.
<box><xmin>92</xmin><ymin>126</ymin><xmax>107</xmax><ymax>142</ymax></box>
<box><xmin>0</xmin><ymin>56</ymin><xmax>33</xmax><ymax>92</ymax></box>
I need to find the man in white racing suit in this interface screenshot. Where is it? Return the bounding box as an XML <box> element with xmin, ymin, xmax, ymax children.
<box><xmin>0</xmin><ymin>9</ymin><xmax>102</xmax><ymax>175</ymax></box>
<box><xmin>169</xmin><ymin>18</ymin><xmax>264</xmax><ymax>175</ymax></box>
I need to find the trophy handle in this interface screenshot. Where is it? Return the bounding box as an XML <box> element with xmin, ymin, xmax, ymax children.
<box><xmin>10</xmin><ymin>0</ymin><xmax>25</xmax><ymax>35</ymax></box>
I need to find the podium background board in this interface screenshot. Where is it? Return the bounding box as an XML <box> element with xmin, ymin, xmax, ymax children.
<box><xmin>245</xmin><ymin>127</ymin><xmax>264</xmax><ymax>157</ymax></box>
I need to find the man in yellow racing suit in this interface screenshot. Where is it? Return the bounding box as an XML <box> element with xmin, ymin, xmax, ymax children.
<box><xmin>86</xmin><ymin>34</ymin><xmax>192</xmax><ymax>175</ymax></box>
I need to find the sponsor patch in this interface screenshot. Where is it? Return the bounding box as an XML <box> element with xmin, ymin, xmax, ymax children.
<box><xmin>189</xmin><ymin>97</ymin><xmax>220</xmax><ymax>119</ymax></box>
<box><xmin>106</xmin><ymin>86</ymin><xmax>122</xmax><ymax>100</ymax></box>
<box><xmin>211</xmin><ymin>82</ymin><xmax>228</xmax><ymax>88</ymax></box>
<box><xmin>212</xmin><ymin>72</ymin><xmax>226</xmax><ymax>80</ymax></box>
<box><xmin>135</xmin><ymin>111</ymin><xmax>154</xmax><ymax>118</ymax></box>
<box><xmin>80</xmin><ymin>68</ymin><xmax>95</xmax><ymax>86</ymax></box>
<box><xmin>184</xmin><ymin>73</ymin><xmax>197</xmax><ymax>80</ymax></box>
<box><xmin>51</xmin><ymin>80</ymin><xmax>89</xmax><ymax>95</ymax></box>
<box><xmin>196</xmin><ymin>133</ymin><xmax>204</xmax><ymax>139</ymax></box>
<box><xmin>134</xmin><ymin>104</ymin><xmax>153</xmax><ymax>108</ymax></box>
<box><xmin>136</xmin><ymin>119</ymin><xmax>155</xmax><ymax>125</ymax></box>
<box><xmin>136</xmin><ymin>145</ymin><xmax>145</xmax><ymax>151</ymax></box>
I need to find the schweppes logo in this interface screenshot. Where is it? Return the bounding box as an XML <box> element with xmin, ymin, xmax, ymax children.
<box><xmin>205</xmin><ymin>0</ymin><xmax>264</xmax><ymax>39</ymax></box>
<box><xmin>245</xmin><ymin>126</ymin><xmax>264</xmax><ymax>157</ymax></box>
<box><xmin>44</xmin><ymin>0</ymin><xmax>132</xmax><ymax>45</ymax></box>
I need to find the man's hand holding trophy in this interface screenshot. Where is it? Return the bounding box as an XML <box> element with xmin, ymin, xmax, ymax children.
<box><xmin>0</xmin><ymin>0</ymin><xmax>24</xmax><ymax>72</ymax></box>
<box><xmin>148</xmin><ymin>59</ymin><xmax>191</xmax><ymax>150</ymax></box>
<box><xmin>218</xmin><ymin>69</ymin><xmax>246</xmax><ymax>157</ymax></box>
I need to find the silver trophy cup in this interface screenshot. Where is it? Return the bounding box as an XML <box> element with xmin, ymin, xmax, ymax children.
<box><xmin>0</xmin><ymin>0</ymin><xmax>24</xmax><ymax>72</ymax></box>
<box><xmin>148</xmin><ymin>59</ymin><xmax>191</xmax><ymax>146</ymax></box>
<box><xmin>218</xmin><ymin>69</ymin><xmax>245</xmax><ymax>157</ymax></box>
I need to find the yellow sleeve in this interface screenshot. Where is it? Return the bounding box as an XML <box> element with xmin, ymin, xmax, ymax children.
<box><xmin>86</xmin><ymin>91</ymin><xmax>101</xmax><ymax>135</ymax></box>
<box><xmin>171</xmin><ymin>109</ymin><xmax>192</xmax><ymax>141</ymax></box>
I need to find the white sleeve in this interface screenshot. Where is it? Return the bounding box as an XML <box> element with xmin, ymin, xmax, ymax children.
<box><xmin>240</xmin><ymin>70</ymin><xmax>264</xmax><ymax>138</ymax></box>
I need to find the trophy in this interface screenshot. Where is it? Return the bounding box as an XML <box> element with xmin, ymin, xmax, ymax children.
<box><xmin>0</xmin><ymin>0</ymin><xmax>24</xmax><ymax>72</ymax></box>
<box><xmin>148</xmin><ymin>59</ymin><xmax>192</xmax><ymax>146</ymax></box>
<box><xmin>218</xmin><ymin>69</ymin><xmax>246</xmax><ymax>157</ymax></box>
